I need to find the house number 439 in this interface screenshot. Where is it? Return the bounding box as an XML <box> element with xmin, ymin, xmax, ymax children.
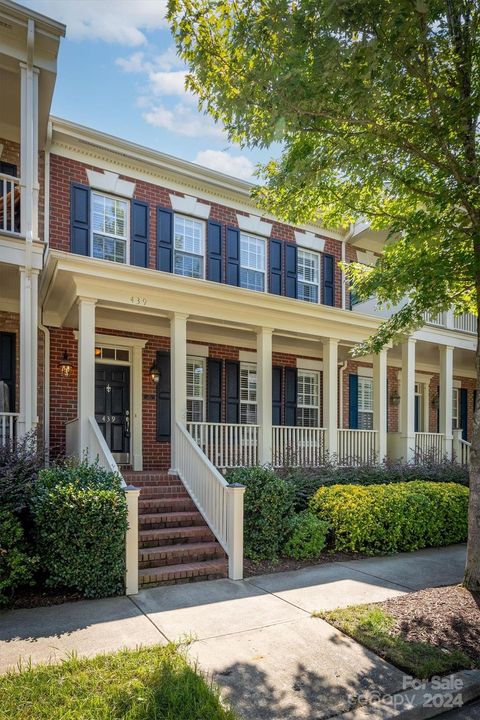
<box><xmin>130</xmin><ymin>296</ymin><xmax>147</xmax><ymax>306</ymax></box>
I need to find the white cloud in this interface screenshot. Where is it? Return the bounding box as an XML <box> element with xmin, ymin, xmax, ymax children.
<box><xmin>143</xmin><ymin>104</ymin><xmax>223</xmax><ymax>139</ymax></box>
<box><xmin>26</xmin><ymin>0</ymin><xmax>167</xmax><ymax>45</ymax></box>
<box><xmin>149</xmin><ymin>71</ymin><xmax>187</xmax><ymax>97</ymax></box>
<box><xmin>116</xmin><ymin>47</ymin><xmax>184</xmax><ymax>74</ymax></box>
<box><xmin>194</xmin><ymin>150</ymin><xmax>255</xmax><ymax>181</ymax></box>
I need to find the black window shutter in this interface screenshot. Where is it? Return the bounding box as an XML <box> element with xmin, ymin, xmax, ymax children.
<box><xmin>284</xmin><ymin>243</ymin><xmax>297</xmax><ymax>298</ymax></box>
<box><xmin>0</xmin><ymin>332</ymin><xmax>15</xmax><ymax>411</ymax></box>
<box><xmin>285</xmin><ymin>367</ymin><xmax>297</xmax><ymax>426</ymax></box>
<box><xmin>0</xmin><ymin>162</ymin><xmax>17</xmax><ymax>176</ymax></box>
<box><xmin>131</xmin><ymin>200</ymin><xmax>149</xmax><ymax>268</ymax></box>
<box><xmin>226</xmin><ymin>360</ymin><xmax>240</xmax><ymax>422</ymax></box>
<box><xmin>207</xmin><ymin>221</ymin><xmax>224</xmax><ymax>283</ymax></box>
<box><xmin>323</xmin><ymin>253</ymin><xmax>336</xmax><ymax>306</ymax></box>
<box><xmin>71</xmin><ymin>183</ymin><xmax>90</xmax><ymax>256</ymax></box>
<box><xmin>272</xmin><ymin>366</ymin><xmax>283</xmax><ymax>425</ymax></box>
<box><xmin>269</xmin><ymin>239</ymin><xmax>283</xmax><ymax>295</ymax></box>
<box><xmin>156</xmin><ymin>207</ymin><xmax>173</xmax><ymax>272</ymax></box>
<box><xmin>460</xmin><ymin>388</ymin><xmax>468</xmax><ymax>440</ymax></box>
<box><xmin>207</xmin><ymin>358</ymin><xmax>222</xmax><ymax>422</ymax></box>
<box><xmin>226</xmin><ymin>227</ymin><xmax>240</xmax><ymax>286</ymax></box>
<box><xmin>156</xmin><ymin>351</ymin><xmax>171</xmax><ymax>441</ymax></box>
<box><xmin>349</xmin><ymin>374</ymin><xmax>358</xmax><ymax>429</ymax></box>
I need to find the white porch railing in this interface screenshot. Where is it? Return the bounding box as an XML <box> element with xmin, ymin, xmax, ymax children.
<box><xmin>177</xmin><ymin>421</ymin><xmax>245</xmax><ymax>579</ymax></box>
<box><xmin>0</xmin><ymin>412</ymin><xmax>19</xmax><ymax>446</ymax></box>
<box><xmin>453</xmin><ymin>313</ymin><xmax>477</xmax><ymax>334</ymax></box>
<box><xmin>187</xmin><ymin>422</ymin><xmax>258</xmax><ymax>468</ymax></box>
<box><xmin>272</xmin><ymin>425</ymin><xmax>326</xmax><ymax>467</ymax></box>
<box><xmin>337</xmin><ymin>429</ymin><xmax>378</xmax><ymax>466</ymax></box>
<box><xmin>0</xmin><ymin>173</ymin><xmax>20</xmax><ymax>234</ymax></box>
<box><xmin>422</xmin><ymin>311</ymin><xmax>447</xmax><ymax>327</ymax></box>
<box><xmin>458</xmin><ymin>439</ymin><xmax>471</xmax><ymax>467</ymax></box>
<box><xmin>414</xmin><ymin>432</ymin><xmax>445</xmax><ymax>461</ymax></box>
<box><xmin>65</xmin><ymin>416</ymin><xmax>139</xmax><ymax>596</ymax></box>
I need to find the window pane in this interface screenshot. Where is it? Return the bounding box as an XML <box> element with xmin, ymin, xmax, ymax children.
<box><xmin>116</xmin><ymin>349</ymin><xmax>129</xmax><ymax>362</ymax></box>
<box><xmin>187</xmin><ymin>399</ymin><xmax>204</xmax><ymax>423</ymax></box>
<box><xmin>298</xmin><ymin>407</ymin><xmax>319</xmax><ymax>427</ymax></box>
<box><xmin>240</xmin><ymin>403</ymin><xmax>257</xmax><ymax>424</ymax></box>
<box><xmin>174</xmin><ymin>215</ymin><xmax>203</xmax><ymax>255</ymax></box>
<box><xmin>175</xmin><ymin>252</ymin><xmax>203</xmax><ymax>278</ymax></box>
<box><xmin>240</xmin><ymin>268</ymin><xmax>265</xmax><ymax>292</ymax></box>
<box><xmin>358</xmin><ymin>377</ymin><xmax>373</xmax><ymax>413</ymax></box>
<box><xmin>358</xmin><ymin>411</ymin><xmax>373</xmax><ymax>430</ymax></box>
<box><xmin>298</xmin><ymin>281</ymin><xmax>318</xmax><ymax>303</ymax></box>
<box><xmin>298</xmin><ymin>250</ymin><xmax>319</xmax><ymax>284</ymax></box>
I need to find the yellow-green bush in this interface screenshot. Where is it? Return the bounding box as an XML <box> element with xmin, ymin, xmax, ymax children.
<box><xmin>309</xmin><ymin>481</ymin><xmax>468</xmax><ymax>554</ymax></box>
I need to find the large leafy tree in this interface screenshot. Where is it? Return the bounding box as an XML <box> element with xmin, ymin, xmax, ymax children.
<box><xmin>168</xmin><ymin>0</ymin><xmax>480</xmax><ymax>588</ymax></box>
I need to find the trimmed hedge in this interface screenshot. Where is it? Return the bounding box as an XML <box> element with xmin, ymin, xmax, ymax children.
<box><xmin>310</xmin><ymin>481</ymin><xmax>468</xmax><ymax>554</ymax></box>
<box><xmin>0</xmin><ymin>510</ymin><xmax>38</xmax><ymax>605</ymax></box>
<box><xmin>283</xmin><ymin>511</ymin><xmax>329</xmax><ymax>560</ymax></box>
<box><xmin>32</xmin><ymin>460</ymin><xmax>128</xmax><ymax>598</ymax></box>
<box><xmin>228</xmin><ymin>466</ymin><xmax>294</xmax><ymax>561</ymax></box>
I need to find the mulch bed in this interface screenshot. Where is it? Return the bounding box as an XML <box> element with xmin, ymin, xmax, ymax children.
<box><xmin>244</xmin><ymin>550</ymin><xmax>369</xmax><ymax>576</ymax></box>
<box><xmin>381</xmin><ymin>585</ymin><xmax>480</xmax><ymax>662</ymax></box>
<box><xmin>4</xmin><ymin>589</ymin><xmax>85</xmax><ymax>611</ymax></box>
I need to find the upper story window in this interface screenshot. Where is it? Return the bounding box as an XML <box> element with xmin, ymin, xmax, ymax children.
<box><xmin>240</xmin><ymin>233</ymin><xmax>266</xmax><ymax>292</ymax></box>
<box><xmin>174</xmin><ymin>214</ymin><xmax>205</xmax><ymax>279</ymax></box>
<box><xmin>92</xmin><ymin>192</ymin><xmax>129</xmax><ymax>264</ymax></box>
<box><xmin>298</xmin><ymin>250</ymin><xmax>320</xmax><ymax>303</ymax></box>
<box><xmin>452</xmin><ymin>388</ymin><xmax>460</xmax><ymax>430</ymax></box>
<box><xmin>358</xmin><ymin>376</ymin><xmax>373</xmax><ymax>429</ymax></box>
<box><xmin>240</xmin><ymin>362</ymin><xmax>257</xmax><ymax>424</ymax></box>
<box><xmin>186</xmin><ymin>356</ymin><xmax>206</xmax><ymax>422</ymax></box>
<box><xmin>297</xmin><ymin>370</ymin><xmax>320</xmax><ymax>427</ymax></box>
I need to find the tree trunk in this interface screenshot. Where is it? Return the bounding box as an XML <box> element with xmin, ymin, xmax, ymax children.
<box><xmin>464</xmin><ymin>281</ymin><xmax>480</xmax><ymax>591</ymax></box>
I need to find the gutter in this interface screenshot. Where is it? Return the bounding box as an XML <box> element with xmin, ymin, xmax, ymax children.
<box><xmin>38</xmin><ymin>320</ymin><xmax>50</xmax><ymax>457</ymax></box>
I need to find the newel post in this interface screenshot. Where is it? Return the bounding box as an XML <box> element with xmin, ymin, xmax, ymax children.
<box><xmin>124</xmin><ymin>485</ymin><xmax>140</xmax><ymax>595</ymax></box>
<box><xmin>226</xmin><ymin>482</ymin><xmax>245</xmax><ymax>580</ymax></box>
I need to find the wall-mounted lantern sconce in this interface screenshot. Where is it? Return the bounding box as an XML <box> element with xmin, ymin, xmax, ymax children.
<box><xmin>59</xmin><ymin>351</ymin><xmax>73</xmax><ymax>378</ymax></box>
<box><xmin>150</xmin><ymin>362</ymin><xmax>160</xmax><ymax>384</ymax></box>
<box><xmin>431</xmin><ymin>392</ymin><xmax>440</xmax><ymax>410</ymax></box>
<box><xmin>390</xmin><ymin>391</ymin><xmax>400</xmax><ymax>406</ymax></box>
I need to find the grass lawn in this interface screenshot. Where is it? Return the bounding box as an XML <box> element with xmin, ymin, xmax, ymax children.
<box><xmin>0</xmin><ymin>643</ymin><xmax>237</xmax><ymax>720</ymax></box>
<box><xmin>316</xmin><ymin>604</ymin><xmax>476</xmax><ymax>678</ymax></box>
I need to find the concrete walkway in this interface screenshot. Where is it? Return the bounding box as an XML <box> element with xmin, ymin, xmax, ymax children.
<box><xmin>0</xmin><ymin>545</ymin><xmax>466</xmax><ymax>719</ymax></box>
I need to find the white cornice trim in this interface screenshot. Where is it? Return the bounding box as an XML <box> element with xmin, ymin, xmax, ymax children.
<box><xmin>170</xmin><ymin>194</ymin><xmax>210</xmax><ymax>219</ymax></box>
<box><xmin>73</xmin><ymin>331</ymin><xmax>147</xmax><ymax>350</ymax></box>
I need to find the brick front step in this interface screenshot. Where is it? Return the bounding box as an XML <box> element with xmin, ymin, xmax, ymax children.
<box><xmin>139</xmin><ymin>525</ymin><xmax>216</xmax><ymax>548</ymax></box>
<box><xmin>139</xmin><ymin>497</ymin><xmax>196</xmax><ymax>514</ymax></box>
<box><xmin>139</xmin><ymin>541</ymin><xmax>225</xmax><ymax>569</ymax></box>
<box><xmin>139</xmin><ymin>487</ymin><xmax>189</xmax><ymax>499</ymax></box>
<box><xmin>139</xmin><ymin>510</ymin><xmax>205</xmax><ymax>529</ymax></box>
<box><xmin>139</xmin><ymin>558</ymin><xmax>228</xmax><ymax>587</ymax></box>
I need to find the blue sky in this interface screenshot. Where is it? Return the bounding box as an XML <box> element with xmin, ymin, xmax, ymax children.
<box><xmin>24</xmin><ymin>0</ymin><xmax>272</xmax><ymax>181</ymax></box>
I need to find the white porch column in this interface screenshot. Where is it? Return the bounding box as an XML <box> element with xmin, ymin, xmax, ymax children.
<box><xmin>373</xmin><ymin>348</ymin><xmax>387</xmax><ymax>461</ymax></box>
<box><xmin>170</xmin><ymin>313</ymin><xmax>188</xmax><ymax>471</ymax></box>
<box><xmin>439</xmin><ymin>345</ymin><xmax>454</xmax><ymax>459</ymax></box>
<box><xmin>400</xmin><ymin>337</ymin><xmax>416</xmax><ymax>461</ymax></box>
<box><xmin>20</xmin><ymin>51</ymin><xmax>39</xmax><ymax>243</ymax></box>
<box><xmin>77</xmin><ymin>298</ymin><xmax>96</xmax><ymax>453</ymax></box>
<box><xmin>323</xmin><ymin>338</ymin><xmax>338</xmax><ymax>458</ymax></box>
<box><xmin>18</xmin><ymin>268</ymin><xmax>39</xmax><ymax>438</ymax></box>
<box><xmin>256</xmin><ymin>327</ymin><xmax>273</xmax><ymax>465</ymax></box>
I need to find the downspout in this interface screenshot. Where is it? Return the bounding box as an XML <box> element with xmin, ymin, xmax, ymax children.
<box><xmin>341</xmin><ymin>223</ymin><xmax>355</xmax><ymax>310</ymax></box>
<box><xmin>338</xmin><ymin>360</ymin><xmax>348</xmax><ymax>429</ymax></box>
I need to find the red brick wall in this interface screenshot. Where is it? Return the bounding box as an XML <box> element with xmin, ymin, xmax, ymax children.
<box><xmin>0</xmin><ymin>139</ymin><xmax>20</xmax><ymax>170</ymax></box>
<box><xmin>48</xmin><ymin>153</ymin><xmax>344</xmax><ymax>306</ymax></box>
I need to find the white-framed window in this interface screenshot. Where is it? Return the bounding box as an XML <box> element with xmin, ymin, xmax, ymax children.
<box><xmin>240</xmin><ymin>233</ymin><xmax>266</xmax><ymax>292</ymax></box>
<box><xmin>452</xmin><ymin>388</ymin><xmax>460</xmax><ymax>430</ymax></box>
<box><xmin>186</xmin><ymin>356</ymin><xmax>206</xmax><ymax>422</ymax></box>
<box><xmin>297</xmin><ymin>370</ymin><xmax>320</xmax><ymax>427</ymax></box>
<box><xmin>174</xmin><ymin>214</ymin><xmax>205</xmax><ymax>279</ymax></box>
<box><xmin>298</xmin><ymin>250</ymin><xmax>320</xmax><ymax>303</ymax></box>
<box><xmin>240</xmin><ymin>362</ymin><xmax>257</xmax><ymax>424</ymax></box>
<box><xmin>358</xmin><ymin>376</ymin><xmax>373</xmax><ymax>429</ymax></box>
<box><xmin>92</xmin><ymin>191</ymin><xmax>129</xmax><ymax>264</ymax></box>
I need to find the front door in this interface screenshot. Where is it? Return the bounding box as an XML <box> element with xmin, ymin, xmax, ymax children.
<box><xmin>95</xmin><ymin>364</ymin><xmax>130</xmax><ymax>464</ymax></box>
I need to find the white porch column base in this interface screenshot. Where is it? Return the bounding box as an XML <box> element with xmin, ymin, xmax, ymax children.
<box><xmin>439</xmin><ymin>345</ymin><xmax>454</xmax><ymax>459</ymax></box>
<box><xmin>124</xmin><ymin>485</ymin><xmax>140</xmax><ymax>595</ymax></box>
<box><xmin>77</xmin><ymin>298</ymin><xmax>96</xmax><ymax>454</ymax></box>
<box><xmin>170</xmin><ymin>313</ymin><xmax>188</xmax><ymax>471</ymax></box>
<box><xmin>323</xmin><ymin>338</ymin><xmax>338</xmax><ymax>459</ymax></box>
<box><xmin>226</xmin><ymin>482</ymin><xmax>246</xmax><ymax>580</ymax></box>
<box><xmin>256</xmin><ymin>327</ymin><xmax>273</xmax><ymax>465</ymax></box>
<box><xmin>373</xmin><ymin>349</ymin><xmax>387</xmax><ymax>462</ymax></box>
<box><xmin>400</xmin><ymin>337</ymin><xmax>416</xmax><ymax>462</ymax></box>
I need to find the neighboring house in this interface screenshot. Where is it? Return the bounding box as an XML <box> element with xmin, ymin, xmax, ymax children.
<box><xmin>0</xmin><ymin>0</ymin><xmax>475</xmax><ymax>589</ymax></box>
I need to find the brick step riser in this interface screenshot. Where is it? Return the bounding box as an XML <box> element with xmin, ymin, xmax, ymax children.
<box><xmin>139</xmin><ymin>501</ymin><xmax>196</xmax><ymax>514</ymax></box>
<box><xmin>131</xmin><ymin>481</ymin><xmax>184</xmax><ymax>489</ymax></box>
<box><xmin>139</xmin><ymin>519</ymin><xmax>207</xmax><ymax>531</ymax></box>
<box><xmin>140</xmin><ymin>572</ymin><xmax>227</xmax><ymax>588</ymax></box>
<box><xmin>139</xmin><ymin>531</ymin><xmax>216</xmax><ymax>548</ymax></box>
<box><xmin>139</xmin><ymin>550</ymin><xmax>225</xmax><ymax>569</ymax></box>
<box><xmin>139</xmin><ymin>561</ymin><xmax>228</xmax><ymax>586</ymax></box>
<box><xmin>139</xmin><ymin>487</ymin><xmax>189</xmax><ymax>496</ymax></box>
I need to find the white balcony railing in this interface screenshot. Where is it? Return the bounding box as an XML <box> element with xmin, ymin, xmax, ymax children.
<box><xmin>272</xmin><ymin>425</ymin><xmax>326</xmax><ymax>467</ymax></box>
<box><xmin>0</xmin><ymin>412</ymin><xmax>18</xmax><ymax>446</ymax></box>
<box><xmin>422</xmin><ymin>311</ymin><xmax>447</xmax><ymax>327</ymax></box>
<box><xmin>422</xmin><ymin>310</ymin><xmax>477</xmax><ymax>335</ymax></box>
<box><xmin>414</xmin><ymin>432</ymin><xmax>445</xmax><ymax>461</ymax></box>
<box><xmin>453</xmin><ymin>313</ymin><xmax>477</xmax><ymax>334</ymax></box>
<box><xmin>337</xmin><ymin>429</ymin><xmax>378</xmax><ymax>466</ymax></box>
<box><xmin>0</xmin><ymin>173</ymin><xmax>20</xmax><ymax>234</ymax></box>
<box><xmin>187</xmin><ymin>422</ymin><xmax>258</xmax><ymax>469</ymax></box>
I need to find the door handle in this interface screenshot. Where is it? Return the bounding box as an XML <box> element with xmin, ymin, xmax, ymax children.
<box><xmin>125</xmin><ymin>411</ymin><xmax>130</xmax><ymax>437</ymax></box>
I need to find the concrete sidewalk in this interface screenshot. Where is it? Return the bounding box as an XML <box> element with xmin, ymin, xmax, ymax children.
<box><xmin>0</xmin><ymin>544</ymin><xmax>466</xmax><ymax>719</ymax></box>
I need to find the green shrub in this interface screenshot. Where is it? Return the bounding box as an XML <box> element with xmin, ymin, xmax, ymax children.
<box><xmin>0</xmin><ymin>430</ymin><xmax>45</xmax><ymax>513</ymax></box>
<box><xmin>0</xmin><ymin>510</ymin><xmax>39</xmax><ymax>605</ymax></box>
<box><xmin>32</xmin><ymin>460</ymin><xmax>128</xmax><ymax>598</ymax></box>
<box><xmin>283</xmin><ymin>511</ymin><xmax>329</xmax><ymax>559</ymax></box>
<box><xmin>228</xmin><ymin>466</ymin><xmax>294</xmax><ymax>561</ymax></box>
<box><xmin>309</xmin><ymin>481</ymin><xmax>468</xmax><ymax>554</ymax></box>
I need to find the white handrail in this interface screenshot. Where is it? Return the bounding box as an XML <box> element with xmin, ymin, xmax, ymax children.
<box><xmin>414</xmin><ymin>431</ymin><xmax>445</xmax><ymax>462</ymax></box>
<box><xmin>0</xmin><ymin>412</ymin><xmax>19</xmax><ymax>446</ymax></box>
<box><xmin>272</xmin><ymin>425</ymin><xmax>326</xmax><ymax>467</ymax></box>
<box><xmin>337</xmin><ymin>429</ymin><xmax>378</xmax><ymax>466</ymax></box>
<box><xmin>459</xmin><ymin>438</ymin><xmax>471</xmax><ymax>467</ymax></box>
<box><xmin>177</xmin><ymin>421</ymin><xmax>245</xmax><ymax>579</ymax></box>
<box><xmin>187</xmin><ymin>421</ymin><xmax>258</xmax><ymax>468</ymax></box>
<box><xmin>0</xmin><ymin>174</ymin><xmax>20</xmax><ymax>234</ymax></box>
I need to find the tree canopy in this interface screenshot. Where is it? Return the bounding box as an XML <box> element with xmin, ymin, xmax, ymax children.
<box><xmin>168</xmin><ymin>0</ymin><xmax>480</xmax><ymax>354</ymax></box>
